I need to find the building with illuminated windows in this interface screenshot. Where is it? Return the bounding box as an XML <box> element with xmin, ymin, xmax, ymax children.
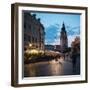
<box><xmin>23</xmin><ymin>12</ymin><xmax>45</xmax><ymax>51</ymax></box>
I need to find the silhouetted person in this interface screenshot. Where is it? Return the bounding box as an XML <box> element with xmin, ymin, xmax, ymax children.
<box><xmin>71</xmin><ymin>48</ymin><xmax>77</xmax><ymax>73</ymax></box>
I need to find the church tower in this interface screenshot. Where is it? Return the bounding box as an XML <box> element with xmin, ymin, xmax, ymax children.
<box><xmin>60</xmin><ymin>22</ymin><xmax>68</xmax><ymax>52</ymax></box>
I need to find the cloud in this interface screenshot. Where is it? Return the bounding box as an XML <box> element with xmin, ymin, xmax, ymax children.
<box><xmin>68</xmin><ymin>35</ymin><xmax>80</xmax><ymax>47</ymax></box>
<box><xmin>45</xmin><ymin>24</ymin><xmax>59</xmax><ymax>44</ymax></box>
<box><xmin>51</xmin><ymin>38</ymin><xmax>60</xmax><ymax>45</ymax></box>
<box><xmin>45</xmin><ymin>24</ymin><xmax>80</xmax><ymax>47</ymax></box>
<box><xmin>66</xmin><ymin>26</ymin><xmax>80</xmax><ymax>36</ymax></box>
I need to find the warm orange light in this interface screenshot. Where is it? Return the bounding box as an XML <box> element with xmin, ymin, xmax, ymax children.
<box><xmin>29</xmin><ymin>43</ymin><xmax>32</xmax><ymax>47</ymax></box>
<box><xmin>25</xmin><ymin>49</ymin><xmax>39</xmax><ymax>54</ymax></box>
<box><xmin>30</xmin><ymin>49</ymin><xmax>39</xmax><ymax>54</ymax></box>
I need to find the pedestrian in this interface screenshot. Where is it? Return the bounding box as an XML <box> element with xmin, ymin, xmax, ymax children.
<box><xmin>71</xmin><ymin>48</ymin><xmax>77</xmax><ymax>73</ymax></box>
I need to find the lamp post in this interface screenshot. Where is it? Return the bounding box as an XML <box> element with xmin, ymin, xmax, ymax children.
<box><xmin>28</xmin><ymin>43</ymin><xmax>32</xmax><ymax>49</ymax></box>
<box><xmin>29</xmin><ymin>43</ymin><xmax>32</xmax><ymax>47</ymax></box>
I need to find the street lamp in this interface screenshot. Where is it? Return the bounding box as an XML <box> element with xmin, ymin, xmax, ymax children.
<box><xmin>29</xmin><ymin>43</ymin><xmax>32</xmax><ymax>47</ymax></box>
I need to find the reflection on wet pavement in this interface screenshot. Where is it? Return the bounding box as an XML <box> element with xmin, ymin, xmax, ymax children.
<box><xmin>24</xmin><ymin>57</ymin><xmax>80</xmax><ymax>77</ymax></box>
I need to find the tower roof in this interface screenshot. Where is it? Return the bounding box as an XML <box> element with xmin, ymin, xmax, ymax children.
<box><xmin>61</xmin><ymin>22</ymin><xmax>66</xmax><ymax>32</ymax></box>
<box><xmin>62</xmin><ymin>22</ymin><xmax>65</xmax><ymax>28</ymax></box>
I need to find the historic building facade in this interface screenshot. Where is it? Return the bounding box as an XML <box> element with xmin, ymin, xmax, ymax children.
<box><xmin>60</xmin><ymin>23</ymin><xmax>68</xmax><ymax>52</ymax></box>
<box><xmin>71</xmin><ymin>36</ymin><xmax>80</xmax><ymax>55</ymax></box>
<box><xmin>23</xmin><ymin>12</ymin><xmax>45</xmax><ymax>51</ymax></box>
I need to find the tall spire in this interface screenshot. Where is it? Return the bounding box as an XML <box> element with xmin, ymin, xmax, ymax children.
<box><xmin>61</xmin><ymin>22</ymin><xmax>65</xmax><ymax>31</ymax></box>
<box><xmin>62</xmin><ymin>22</ymin><xmax>65</xmax><ymax>28</ymax></box>
<box><xmin>60</xmin><ymin>22</ymin><xmax>68</xmax><ymax>52</ymax></box>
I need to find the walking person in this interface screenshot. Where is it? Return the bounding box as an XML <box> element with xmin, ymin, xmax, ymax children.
<box><xmin>71</xmin><ymin>47</ymin><xmax>77</xmax><ymax>73</ymax></box>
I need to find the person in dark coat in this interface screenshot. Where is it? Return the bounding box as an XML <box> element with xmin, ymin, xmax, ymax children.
<box><xmin>71</xmin><ymin>47</ymin><xmax>77</xmax><ymax>73</ymax></box>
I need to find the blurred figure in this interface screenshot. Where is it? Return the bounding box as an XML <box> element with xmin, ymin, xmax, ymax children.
<box><xmin>71</xmin><ymin>47</ymin><xmax>77</xmax><ymax>73</ymax></box>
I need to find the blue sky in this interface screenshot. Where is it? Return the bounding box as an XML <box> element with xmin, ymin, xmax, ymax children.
<box><xmin>31</xmin><ymin>12</ymin><xmax>80</xmax><ymax>47</ymax></box>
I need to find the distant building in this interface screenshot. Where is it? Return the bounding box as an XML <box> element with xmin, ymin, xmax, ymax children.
<box><xmin>60</xmin><ymin>22</ymin><xmax>68</xmax><ymax>52</ymax></box>
<box><xmin>23</xmin><ymin>12</ymin><xmax>45</xmax><ymax>51</ymax></box>
<box><xmin>71</xmin><ymin>36</ymin><xmax>80</xmax><ymax>54</ymax></box>
<box><xmin>54</xmin><ymin>45</ymin><xmax>61</xmax><ymax>51</ymax></box>
<box><xmin>45</xmin><ymin>45</ymin><xmax>54</xmax><ymax>51</ymax></box>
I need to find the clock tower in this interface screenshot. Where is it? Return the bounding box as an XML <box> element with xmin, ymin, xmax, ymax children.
<box><xmin>60</xmin><ymin>22</ymin><xmax>68</xmax><ymax>52</ymax></box>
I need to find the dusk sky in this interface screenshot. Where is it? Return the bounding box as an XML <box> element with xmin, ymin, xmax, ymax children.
<box><xmin>31</xmin><ymin>12</ymin><xmax>80</xmax><ymax>47</ymax></box>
